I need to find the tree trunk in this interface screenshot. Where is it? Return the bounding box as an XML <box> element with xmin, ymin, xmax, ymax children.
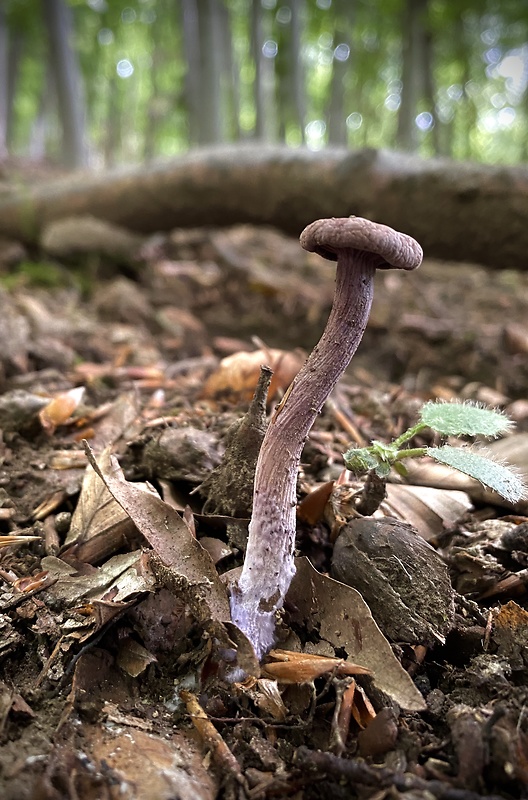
<box><xmin>0</xmin><ymin>4</ymin><xmax>8</xmax><ymax>158</ymax></box>
<box><xmin>143</xmin><ymin>11</ymin><xmax>163</xmax><ymax>161</ymax></box>
<box><xmin>181</xmin><ymin>0</ymin><xmax>202</xmax><ymax>146</ymax></box>
<box><xmin>290</xmin><ymin>0</ymin><xmax>306</xmax><ymax>141</ymax></box>
<box><xmin>28</xmin><ymin>63</ymin><xmax>53</xmax><ymax>161</ymax></box>
<box><xmin>250</xmin><ymin>0</ymin><xmax>276</xmax><ymax>141</ymax></box>
<box><xmin>422</xmin><ymin>24</ymin><xmax>440</xmax><ymax>155</ymax></box>
<box><xmin>219</xmin><ymin>2</ymin><xmax>240</xmax><ymax>141</ymax></box>
<box><xmin>326</xmin><ymin>0</ymin><xmax>353</xmax><ymax>146</ymax></box>
<box><xmin>276</xmin><ymin>0</ymin><xmax>306</xmax><ymax>143</ymax></box>
<box><xmin>251</xmin><ymin>0</ymin><xmax>265</xmax><ymax>139</ymax></box>
<box><xmin>103</xmin><ymin>75</ymin><xmax>121</xmax><ymax>168</ymax></box>
<box><xmin>42</xmin><ymin>0</ymin><xmax>88</xmax><ymax>168</ymax></box>
<box><xmin>2</xmin><ymin>16</ymin><xmax>23</xmax><ymax>155</ymax></box>
<box><xmin>197</xmin><ymin>0</ymin><xmax>223</xmax><ymax>144</ymax></box>
<box><xmin>1</xmin><ymin>145</ymin><xmax>528</xmax><ymax>270</ymax></box>
<box><xmin>396</xmin><ymin>0</ymin><xmax>428</xmax><ymax>152</ymax></box>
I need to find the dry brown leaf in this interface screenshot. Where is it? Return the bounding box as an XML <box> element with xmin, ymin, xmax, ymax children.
<box><xmin>357</xmin><ymin>707</ymin><xmax>398</xmax><ymax>757</ymax></box>
<box><xmin>88</xmin><ymin>390</ymin><xmax>141</xmax><ymax>451</ymax></box>
<box><xmin>48</xmin><ymin>450</ymin><xmax>88</xmax><ymax>470</ymax></box>
<box><xmin>287</xmin><ymin>558</ymin><xmax>426</xmax><ymax>711</ymax></box>
<box><xmin>83</xmin><ymin>444</ymin><xmax>259</xmax><ymax>674</ymax></box>
<box><xmin>0</xmin><ymin>535</ymin><xmax>40</xmax><ymax>551</ymax></box>
<box><xmin>297</xmin><ymin>481</ymin><xmax>335</xmax><ymax>526</ymax></box>
<box><xmin>382</xmin><ymin>483</ymin><xmax>473</xmax><ymax>542</ymax></box>
<box><xmin>200</xmin><ymin>348</ymin><xmax>304</xmax><ymax>404</ymax></box>
<box><xmin>349</xmin><ymin>683</ymin><xmax>377</xmax><ymax>730</ymax></box>
<box><xmin>64</xmin><ymin>447</ymin><xmax>157</xmax><ymax>563</ymax></box>
<box><xmin>86</xmin><ymin>722</ymin><xmax>218</xmax><ymax>800</ymax></box>
<box><xmin>84</xmin><ymin>446</ymin><xmax>231</xmax><ymax>618</ymax></box>
<box><xmin>12</xmin><ymin>571</ymin><xmax>50</xmax><ymax>592</ymax></box>
<box><xmin>199</xmin><ymin>536</ymin><xmax>232</xmax><ymax>565</ymax></box>
<box><xmin>325</xmin><ymin>478</ymin><xmax>472</xmax><ymax>544</ymax></box>
<box><xmin>116</xmin><ymin>637</ymin><xmax>157</xmax><ymax>677</ymax></box>
<box><xmin>262</xmin><ymin>649</ymin><xmax>371</xmax><ymax>684</ymax></box>
<box><xmin>41</xmin><ymin>551</ymin><xmax>153</xmax><ymax>606</ymax></box>
<box><xmin>39</xmin><ymin>386</ymin><xmax>85</xmax><ymax>433</ymax></box>
<box><xmin>237</xmin><ymin>677</ymin><xmax>287</xmax><ymax>721</ymax></box>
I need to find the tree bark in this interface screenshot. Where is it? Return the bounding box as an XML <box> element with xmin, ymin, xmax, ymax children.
<box><xmin>1</xmin><ymin>145</ymin><xmax>528</xmax><ymax>270</ymax></box>
<box><xmin>180</xmin><ymin>0</ymin><xmax>202</xmax><ymax>146</ymax></box>
<box><xmin>326</xmin><ymin>0</ymin><xmax>352</xmax><ymax>147</ymax></box>
<box><xmin>250</xmin><ymin>0</ymin><xmax>265</xmax><ymax>140</ymax></box>
<box><xmin>197</xmin><ymin>0</ymin><xmax>223</xmax><ymax>144</ymax></box>
<box><xmin>219</xmin><ymin>2</ymin><xmax>240</xmax><ymax>141</ymax></box>
<box><xmin>250</xmin><ymin>0</ymin><xmax>276</xmax><ymax>141</ymax></box>
<box><xmin>276</xmin><ymin>1</ymin><xmax>306</xmax><ymax>143</ymax></box>
<box><xmin>42</xmin><ymin>0</ymin><xmax>88</xmax><ymax>168</ymax></box>
<box><xmin>396</xmin><ymin>0</ymin><xmax>428</xmax><ymax>152</ymax></box>
<box><xmin>0</xmin><ymin>4</ymin><xmax>8</xmax><ymax>159</ymax></box>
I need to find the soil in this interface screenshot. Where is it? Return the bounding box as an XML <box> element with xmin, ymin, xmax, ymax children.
<box><xmin>0</xmin><ymin>204</ymin><xmax>527</xmax><ymax>800</ymax></box>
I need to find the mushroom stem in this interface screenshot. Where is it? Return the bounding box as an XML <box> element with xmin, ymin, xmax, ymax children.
<box><xmin>230</xmin><ymin>251</ymin><xmax>377</xmax><ymax>658</ymax></box>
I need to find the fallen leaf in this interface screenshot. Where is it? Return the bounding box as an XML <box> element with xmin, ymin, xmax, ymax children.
<box><xmin>41</xmin><ymin>551</ymin><xmax>153</xmax><ymax>606</ymax></box>
<box><xmin>84</xmin><ymin>445</ymin><xmax>230</xmax><ymax>618</ymax></box>
<box><xmin>0</xmin><ymin>535</ymin><xmax>40</xmax><ymax>551</ymax></box>
<box><xmin>13</xmin><ymin>571</ymin><xmax>50</xmax><ymax>592</ymax></box>
<box><xmin>39</xmin><ymin>386</ymin><xmax>85</xmax><ymax>433</ymax></box>
<box><xmin>83</xmin><ymin>443</ymin><xmax>258</xmax><ymax>674</ymax></box>
<box><xmin>287</xmin><ymin>558</ymin><xmax>426</xmax><ymax>711</ymax></box>
<box><xmin>237</xmin><ymin>677</ymin><xmax>287</xmax><ymax>721</ymax></box>
<box><xmin>262</xmin><ymin>649</ymin><xmax>371</xmax><ymax>684</ymax></box>
<box><xmin>200</xmin><ymin>348</ymin><xmax>304</xmax><ymax>404</ymax></box>
<box><xmin>116</xmin><ymin>636</ymin><xmax>158</xmax><ymax>677</ymax></box>
<box><xmin>297</xmin><ymin>481</ymin><xmax>335</xmax><ymax>526</ymax></box>
<box><xmin>88</xmin><ymin>722</ymin><xmax>218</xmax><ymax>800</ymax></box>
<box><xmin>64</xmin><ymin>446</ymin><xmax>157</xmax><ymax>563</ymax></box>
<box><xmin>382</xmin><ymin>484</ymin><xmax>473</xmax><ymax>542</ymax></box>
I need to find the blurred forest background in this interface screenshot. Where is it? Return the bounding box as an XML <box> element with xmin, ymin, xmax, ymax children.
<box><xmin>1</xmin><ymin>0</ymin><xmax>527</xmax><ymax>170</ymax></box>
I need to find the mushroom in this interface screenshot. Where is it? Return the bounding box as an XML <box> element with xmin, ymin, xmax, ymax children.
<box><xmin>230</xmin><ymin>217</ymin><xmax>423</xmax><ymax>660</ymax></box>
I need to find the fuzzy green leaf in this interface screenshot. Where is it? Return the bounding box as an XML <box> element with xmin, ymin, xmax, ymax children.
<box><xmin>428</xmin><ymin>445</ymin><xmax>526</xmax><ymax>503</ymax></box>
<box><xmin>343</xmin><ymin>447</ymin><xmax>380</xmax><ymax>475</ymax></box>
<box><xmin>420</xmin><ymin>401</ymin><xmax>512</xmax><ymax>438</ymax></box>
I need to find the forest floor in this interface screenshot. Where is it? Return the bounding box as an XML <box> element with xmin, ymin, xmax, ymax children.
<box><xmin>0</xmin><ymin>205</ymin><xmax>527</xmax><ymax>799</ymax></box>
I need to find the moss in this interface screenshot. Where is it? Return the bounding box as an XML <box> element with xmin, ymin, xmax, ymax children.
<box><xmin>0</xmin><ymin>259</ymin><xmax>90</xmax><ymax>292</ymax></box>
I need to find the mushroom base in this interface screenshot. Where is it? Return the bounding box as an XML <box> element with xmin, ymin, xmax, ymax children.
<box><xmin>230</xmin><ymin>483</ymin><xmax>297</xmax><ymax>660</ymax></box>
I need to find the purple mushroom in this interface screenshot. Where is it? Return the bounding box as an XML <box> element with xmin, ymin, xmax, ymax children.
<box><xmin>230</xmin><ymin>217</ymin><xmax>423</xmax><ymax>659</ymax></box>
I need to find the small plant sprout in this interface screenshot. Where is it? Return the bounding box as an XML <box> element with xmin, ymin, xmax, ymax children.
<box><xmin>229</xmin><ymin>217</ymin><xmax>422</xmax><ymax>660</ymax></box>
<box><xmin>344</xmin><ymin>400</ymin><xmax>527</xmax><ymax>504</ymax></box>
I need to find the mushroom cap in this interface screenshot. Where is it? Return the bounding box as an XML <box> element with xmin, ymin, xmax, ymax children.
<box><xmin>300</xmin><ymin>216</ymin><xmax>423</xmax><ymax>271</ymax></box>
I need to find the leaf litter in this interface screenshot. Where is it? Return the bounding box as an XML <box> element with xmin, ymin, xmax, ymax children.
<box><xmin>0</xmin><ymin>222</ymin><xmax>527</xmax><ymax>798</ymax></box>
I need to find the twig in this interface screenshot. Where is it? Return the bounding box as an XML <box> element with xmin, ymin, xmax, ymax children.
<box><xmin>294</xmin><ymin>746</ymin><xmax>506</xmax><ymax>800</ymax></box>
<box><xmin>180</xmin><ymin>690</ymin><xmax>248</xmax><ymax>795</ymax></box>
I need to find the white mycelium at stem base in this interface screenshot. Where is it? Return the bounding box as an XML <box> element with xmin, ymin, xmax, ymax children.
<box><xmin>230</xmin><ymin>252</ymin><xmax>377</xmax><ymax>659</ymax></box>
<box><xmin>230</xmin><ymin>217</ymin><xmax>423</xmax><ymax>660</ymax></box>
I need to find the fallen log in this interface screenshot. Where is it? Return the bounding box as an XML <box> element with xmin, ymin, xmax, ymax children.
<box><xmin>1</xmin><ymin>145</ymin><xmax>527</xmax><ymax>269</ymax></box>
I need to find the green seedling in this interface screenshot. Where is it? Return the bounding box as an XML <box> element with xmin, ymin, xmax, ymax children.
<box><xmin>344</xmin><ymin>400</ymin><xmax>526</xmax><ymax>504</ymax></box>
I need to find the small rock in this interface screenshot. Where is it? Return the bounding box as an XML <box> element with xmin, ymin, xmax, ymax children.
<box><xmin>40</xmin><ymin>215</ymin><xmax>144</xmax><ymax>262</ymax></box>
<box><xmin>94</xmin><ymin>277</ymin><xmax>152</xmax><ymax>323</ymax></box>
<box><xmin>0</xmin><ymin>389</ymin><xmax>49</xmax><ymax>432</ymax></box>
<box><xmin>141</xmin><ymin>427</ymin><xmax>222</xmax><ymax>484</ymax></box>
<box><xmin>357</xmin><ymin>707</ymin><xmax>399</xmax><ymax>758</ymax></box>
<box><xmin>331</xmin><ymin>517</ymin><xmax>455</xmax><ymax>644</ymax></box>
